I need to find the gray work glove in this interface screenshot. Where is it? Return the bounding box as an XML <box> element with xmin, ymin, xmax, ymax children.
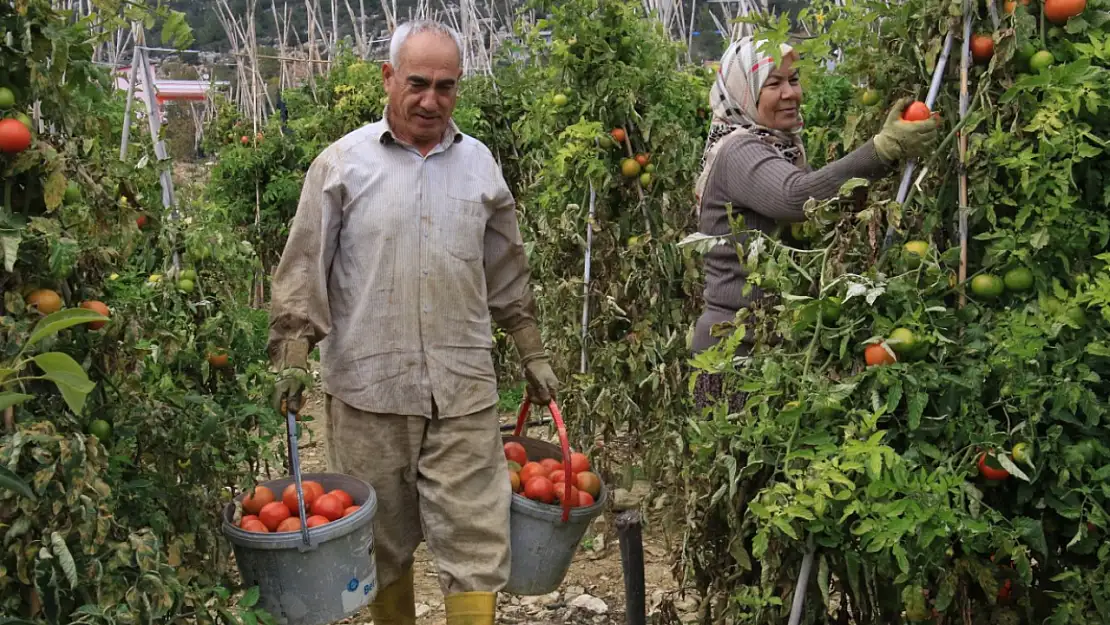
<box><xmin>270</xmin><ymin>340</ymin><xmax>312</xmax><ymax>417</ymax></box>
<box><xmin>872</xmin><ymin>97</ymin><xmax>940</xmax><ymax>164</ymax></box>
<box><xmin>512</xmin><ymin>325</ymin><xmax>560</xmax><ymax>405</ymax></box>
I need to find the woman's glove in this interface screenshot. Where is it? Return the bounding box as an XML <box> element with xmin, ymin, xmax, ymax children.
<box><xmin>873</xmin><ymin>97</ymin><xmax>940</xmax><ymax>163</ymax></box>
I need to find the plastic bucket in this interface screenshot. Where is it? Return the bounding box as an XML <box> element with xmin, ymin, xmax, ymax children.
<box><xmin>502</xmin><ymin>402</ymin><xmax>608</xmax><ymax>596</ymax></box>
<box><xmin>221</xmin><ymin>472</ymin><xmax>379</xmax><ymax>625</ymax></box>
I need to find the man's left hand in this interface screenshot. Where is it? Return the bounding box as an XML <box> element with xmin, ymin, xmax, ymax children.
<box><xmin>523</xmin><ymin>359</ymin><xmax>559</xmax><ymax>405</ymax></box>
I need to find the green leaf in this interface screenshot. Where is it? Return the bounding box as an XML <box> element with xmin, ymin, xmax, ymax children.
<box><xmin>996</xmin><ymin>454</ymin><xmax>1030</xmax><ymax>482</ymax></box>
<box><xmin>0</xmin><ymin>392</ymin><xmax>32</xmax><ymax>411</ymax></box>
<box><xmin>32</xmin><ymin>352</ymin><xmax>95</xmax><ymax>415</ymax></box>
<box><xmin>26</xmin><ymin>308</ymin><xmax>110</xmax><ymax>350</ymax></box>
<box><xmin>239</xmin><ymin>586</ymin><xmax>260</xmax><ymax>608</ymax></box>
<box><xmin>892</xmin><ymin>543</ymin><xmax>910</xmax><ymax>574</ymax></box>
<box><xmin>0</xmin><ymin>465</ymin><xmax>35</xmax><ymax>500</ymax></box>
<box><xmin>772</xmin><ymin>516</ymin><xmax>799</xmax><ymax>540</ymax></box>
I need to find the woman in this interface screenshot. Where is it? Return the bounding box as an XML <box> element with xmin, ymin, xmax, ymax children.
<box><xmin>691</xmin><ymin>37</ymin><xmax>938</xmax><ymax>411</ymax></box>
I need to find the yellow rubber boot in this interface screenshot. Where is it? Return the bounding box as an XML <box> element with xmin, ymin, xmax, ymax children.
<box><xmin>369</xmin><ymin>567</ymin><xmax>416</xmax><ymax>625</ymax></box>
<box><xmin>444</xmin><ymin>592</ymin><xmax>497</xmax><ymax>625</ymax></box>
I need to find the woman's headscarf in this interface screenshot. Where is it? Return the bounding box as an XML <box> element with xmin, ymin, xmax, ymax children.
<box><xmin>694</xmin><ymin>37</ymin><xmax>808</xmax><ymax>216</ymax></box>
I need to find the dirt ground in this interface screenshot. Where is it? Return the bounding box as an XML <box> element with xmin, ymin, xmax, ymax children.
<box><xmin>288</xmin><ymin>390</ymin><xmax>697</xmax><ymax>625</ymax></box>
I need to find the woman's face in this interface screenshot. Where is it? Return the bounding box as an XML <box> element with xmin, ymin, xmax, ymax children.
<box><xmin>756</xmin><ymin>55</ymin><xmax>803</xmax><ymax>131</ymax></box>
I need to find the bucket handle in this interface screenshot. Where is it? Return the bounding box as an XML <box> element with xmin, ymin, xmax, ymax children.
<box><xmin>285</xmin><ymin>409</ymin><xmax>316</xmax><ymax>549</ymax></box>
<box><xmin>515</xmin><ymin>400</ymin><xmax>574</xmax><ymax>524</ymax></box>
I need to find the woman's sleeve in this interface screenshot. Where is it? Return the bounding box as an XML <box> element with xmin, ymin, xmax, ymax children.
<box><xmin>707</xmin><ymin>136</ymin><xmax>892</xmax><ymax>223</ymax></box>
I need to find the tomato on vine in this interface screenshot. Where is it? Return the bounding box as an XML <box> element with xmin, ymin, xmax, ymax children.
<box><xmin>978</xmin><ymin>452</ymin><xmax>1010</xmax><ymax>481</ymax></box>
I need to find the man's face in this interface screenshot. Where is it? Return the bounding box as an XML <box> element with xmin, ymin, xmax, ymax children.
<box><xmin>382</xmin><ymin>32</ymin><xmax>462</xmax><ymax>150</ymax></box>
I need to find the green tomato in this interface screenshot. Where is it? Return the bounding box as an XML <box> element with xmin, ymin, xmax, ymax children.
<box><xmin>887</xmin><ymin>327</ymin><xmax>917</xmax><ymax>355</ymax></box>
<box><xmin>859</xmin><ymin>88</ymin><xmax>881</xmax><ymax>106</ymax></box>
<box><xmin>1011</xmin><ymin>442</ymin><xmax>1034</xmax><ymax>465</ymax></box>
<box><xmin>552</xmin><ymin>93</ymin><xmax>568</xmax><ymax>106</ymax></box>
<box><xmin>88</xmin><ymin>419</ymin><xmax>112</xmax><ymax>441</ymax></box>
<box><xmin>1003</xmin><ymin>267</ymin><xmax>1034</xmax><ymax>292</ymax></box>
<box><xmin>1029</xmin><ymin>50</ymin><xmax>1055</xmax><ymax>73</ymax></box>
<box><xmin>178</xmin><ymin>278</ymin><xmax>195</xmax><ymax>293</ymax></box>
<box><xmin>14</xmin><ymin>112</ymin><xmax>31</xmax><ymax>130</ymax></box>
<box><xmin>970</xmin><ymin>274</ymin><xmax>1004</xmax><ymax>300</ymax></box>
<box><xmin>0</xmin><ymin>87</ymin><xmax>14</xmax><ymax>109</ymax></box>
<box><xmin>639</xmin><ymin>172</ymin><xmax>652</xmax><ymax>186</ymax></box>
<box><xmin>63</xmin><ymin>180</ymin><xmax>81</xmax><ymax>204</ymax></box>
<box><xmin>820</xmin><ymin>298</ymin><xmax>842</xmax><ymax>325</ymax></box>
<box><xmin>180</xmin><ymin>269</ymin><xmax>197</xmax><ymax>282</ymax></box>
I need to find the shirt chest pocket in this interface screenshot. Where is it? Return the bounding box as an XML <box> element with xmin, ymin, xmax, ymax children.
<box><xmin>441</xmin><ymin>191</ymin><xmax>488</xmax><ymax>262</ymax></box>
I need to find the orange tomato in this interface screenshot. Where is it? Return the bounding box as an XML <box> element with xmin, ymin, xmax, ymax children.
<box><xmin>342</xmin><ymin>505</ymin><xmax>360</xmax><ymax>518</ymax></box>
<box><xmin>239</xmin><ymin>514</ymin><xmax>259</xmax><ymax>528</ymax></box>
<box><xmin>26</xmin><ymin>289</ymin><xmax>62</xmax><ymax>315</ymax></box>
<box><xmin>635</xmin><ymin>153</ymin><xmax>649</xmax><ymax>167</ymax></box>
<box><xmin>328</xmin><ymin>489</ymin><xmax>354</xmax><ymax>510</ymax></box>
<box><xmin>1044</xmin><ymin>0</ymin><xmax>1085</xmax><ymax>22</ymax></box>
<box><xmin>79</xmin><ymin>300</ymin><xmax>111</xmax><ymax>330</ymax></box>
<box><xmin>569</xmin><ymin>452</ymin><xmax>591</xmax><ymax>473</ymax></box>
<box><xmin>276</xmin><ymin>517</ymin><xmax>302</xmax><ymax>532</ymax></box>
<box><xmin>901</xmin><ymin>101</ymin><xmax>931</xmax><ymax>122</ymax></box>
<box><xmin>242</xmin><ymin>519</ymin><xmax>270</xmax><ymax>533</ymax></box>
<box><xmin>524</xmin><ymin>477</ymin><xmax>555</xmax><ymax>504</ymax></box>
<box><xmin>576</xmin><ymin>472</ymin><xmax>602</xmax><ymax>498</ymax></box>
<box><xmin>504</xmin><ymin>442</ymin><xmax>528</xmax><ymax>466</ymax></box>
<box><xmin>306</xmin><ymin>515</ymin><xmax>330</xmax><ymax>528</ymax></box>
<box><xmin>258</xmin><ymin>501</ymin><xmax>292</xmax><ymax>531</ymax></box>
<box><xmin>283</xmin><ymin>482</ymin><xmax>321</xmax><ymax>515</ymax></box>
<box><xmin>610</xmin><ymin>128</ymin><xmax>627</xmax><ymax>143</ymax></box>
<box><xmin>970</xmin><ymin>34</ymin><xmax>994</xmax><ymax>63</ymax></box>
<box><xmin>510</xmin><ymin>471</ymin><xmax>521</xmax><ymax>492</ymax></box>
<box><xmin>553</xmin><ymin>483</ymin><xmax>579</xmax><ymax>507</ymax></box>
<box><xmin>519</xmin><ymin>462</ymin><xmax>549</xmax><ymax>484</ymax></box>
<box><xmin>312</xmin><ymin>493</ymin><xmax>344</xmax><ymax>521</ymax></box>
<box><xmin>540</xmin><ymin>458</ymin><xmax>563</xmax><ymax>474</ymax></box>
<box><xmin>865</xmin><ymin>343</ymin><xmax>896</xmax><ymax>366</ymax></box>
<box><xmin>242</xmin><ymin>486</ymin><xmax>275</xmax><ymax>515</ymax></box>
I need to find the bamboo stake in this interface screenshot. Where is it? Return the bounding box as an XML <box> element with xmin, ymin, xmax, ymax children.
<box><xmin>957</xmin><ymin>8</ymin><xmax>972</xmax><ymax>308</ymax></box>
<box><xmin>119</xmin><ymin>29</ymin><xmax>140</xmax><ymax>161</ymax></box>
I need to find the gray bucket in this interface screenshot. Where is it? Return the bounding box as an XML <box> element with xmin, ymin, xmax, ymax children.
<box><xmin>501</xmin><ymin>435</ymin><xmax>608</xmax><ymax>596</ymax></box>
<box><xmin>221</xmin><ymin>472</ymin><xmax>378</xmax><ymax>625</ymax></box>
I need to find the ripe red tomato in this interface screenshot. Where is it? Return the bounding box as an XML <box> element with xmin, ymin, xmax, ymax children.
<box><xmin>569</xmin><ymin>452</ymin><xmax>590</xmax><ymax>473</ymax></box>
<box><xmin>283</xmin><ymin>482</ymin><xmax>321</xmax><ymax>515</ymax></box>
<box><xmin>242</xmin><ymin>486</ymin><xmax>275</xmax><ymax>515</ymax></box>
<box><xmin>504</xmin><ymin>442</ymin><xmax>528</xmax><ymax>466</ymax></box>
<box><xmin>136</xmin><ymin>214</ymin><xmax>148</xmax><ymax>229</ymax></box>
<box><xmin>0</xmin><ymin>118</ymin><xmax>32</xmax><ymax>153</ymax></box>
<box><xmin>901</xmin><ymin>101</ymin><xmax>931</xmax><ymax>122</ymax></box>
<box><xmin>978</xmin><ymin>452</ymin><xmax>1011</xmax><ymax>481</ymax></box>
<box><xmin>610</xmin><ymin>128</ymin><xmax>627</xmax><ymax>143</ymax></box>
<box><xmin>242</xmin><ymin>519</ymin><xmax>269</xmax><ymax>533</ymax></box>
<box><xmin>306</xmin><ymin>515</ymin><xmax>330</xmax><ymax>528</ymax></box>
<box><xmin>312</xmin><ymin>493</ymin><xmax>344</xmax><ymax>521</ymax></box>
<box><xmin>276</xmin><ymin>517</ymin><xmax>302</xmax><ymax>532</ymax></box>
<box><xmin>524</xmin><ymin>477</ymin><xmax>555</xmax><ymax>504</ymax></box>
<box><xmin>258</xmin><ymin>501</ymin><xmax>291</xmax><ymax>531</ymax></box>
<box><xmin>519</xmin><ymin>462</ymin><xmax>549</xmax><ymax>484</ymax></box>
<box><xmin>970</xmin><ymin>34</ymin><xmax>994</xmax><ymax>63</ymax></box>
<box><xmin>539</xmin><ymin>458</ymin><xmax>563</xmax><ymax>474</ymax></box>
<box><xmin>865</xmin><ymin>343</ymin><xmax>896</xmax><ymax>366</ymax></box>
<box><xmin>342</xmin><ymin>505</ymin><xmax>360</xmax><ymax>517</ymax></box>
<box><xmin>239</xmin><ymin>514</ymin><xmax>259</xmax><ymax>528</ymax></box>
<box><xmin>328</xmin><ymin>489</ymin><xmax>354</xmax><ymax>509</ymax></box>
<box><xmin>553</xmin><ymin>483</ymin><xmax>580</xmax><ymax>507</ymax></box>
<box><xmin>1044</xmin><ymin>0</ymin><xmax>1085</xmax><ymax>23</ymax></box>
<box><xmin>578</xmin><ymin>490</ymin><xmax>595</xmax><ymax>507</ymax></box>
<box><xmin>635</xmin><ymin>153</ymin><xmax>649</xmax><ymax>167</ymax></box>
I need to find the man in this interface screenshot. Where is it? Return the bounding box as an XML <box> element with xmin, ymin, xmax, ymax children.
<box><xmin>267</xmin><ymin>20</ymin><xmax>559</xmax><ymax>625</ymax></box>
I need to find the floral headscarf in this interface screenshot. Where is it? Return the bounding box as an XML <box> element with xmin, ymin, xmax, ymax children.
<box><xmin>694</xmin><ymin>37</ymin><xmax>808</xmax><ymax>216</ymax></box>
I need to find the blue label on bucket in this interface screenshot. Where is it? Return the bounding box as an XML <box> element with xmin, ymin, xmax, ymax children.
<box><xmin>347</xmin><ymin>578</ymin><xmax>359</xmax><ymax>592</ymax></box>
<box><xmin>364</xmin><ymin>583</ymin><xmax>373</xmax><ymax>595</ymax></box>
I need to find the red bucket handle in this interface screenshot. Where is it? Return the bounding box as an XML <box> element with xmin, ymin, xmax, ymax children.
<box><xmin>515</xmin><ymin>399</ymin><xmax>574</xmax><ymax>523</ymax></box>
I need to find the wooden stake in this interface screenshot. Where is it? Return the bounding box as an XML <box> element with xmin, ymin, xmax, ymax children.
<box><xmin>957</xmin><ymin>7</ymin><xmax>972</xmax><ymax>308</ymax></box>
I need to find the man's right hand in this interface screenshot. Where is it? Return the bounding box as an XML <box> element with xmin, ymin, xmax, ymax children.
<box><xmin>269</xmin><ymin>340</ymin><xmax>312</xmax><ymax>417</ymax></box>
<box><xmin>272</xmin><ymin>367</ymin><xmax>311</xmax><ymax>416</ymax></box>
